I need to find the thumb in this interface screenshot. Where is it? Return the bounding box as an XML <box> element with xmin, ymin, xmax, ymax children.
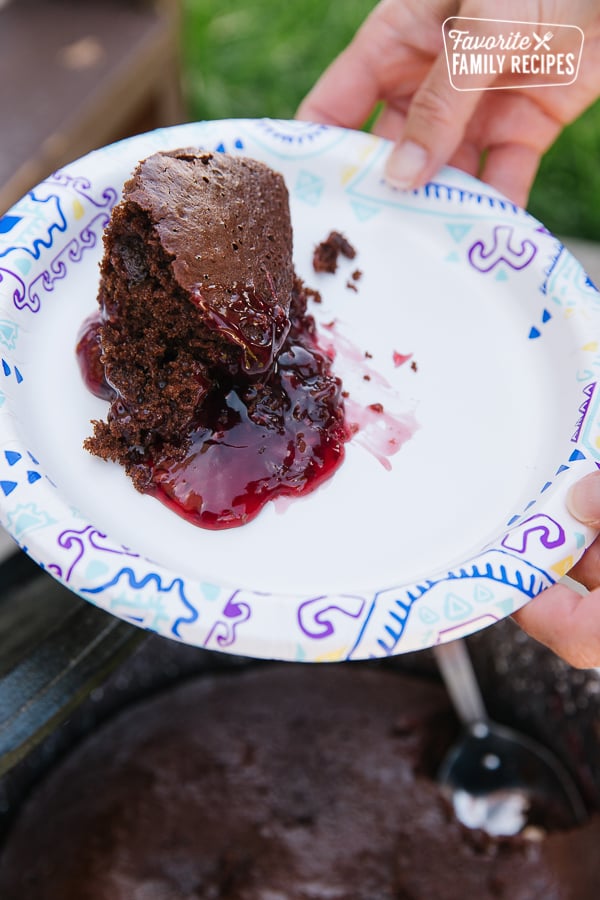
<box><xmin>567</xmin><ymin>471</ymin><xmax>600</xmax><ymax>526</ymax></box>
<box><xmin>384</xmin><ymin>52</ymin><xmax>490</xmax><ymax>190</ymax></box>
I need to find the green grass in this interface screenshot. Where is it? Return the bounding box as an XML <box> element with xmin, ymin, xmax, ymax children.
<box><xmin>528</xmin><ymin>100</ymin><xmax>600</xmax><ymax>241</ymax></box>
<box><xmin>181</xmin><ymin>0</ymin><xmax>373</xmax><ymax>122</ymax></box>
<box><xmin>181</xmin><ymin>0</ymin><xmax>600</xmax><ymax>241</ymax></box>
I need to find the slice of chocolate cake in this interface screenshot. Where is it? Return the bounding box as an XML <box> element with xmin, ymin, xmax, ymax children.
<box><xmin>78</xmin><ymin>149</ymin><xmax>348</xmax><ymax>528</ymax></box>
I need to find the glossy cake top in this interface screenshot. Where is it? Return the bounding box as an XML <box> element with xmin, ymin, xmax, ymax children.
<box><xmin>123</xmin><ymin>149</ymin><xmax>295</xmax><ymax>373</ymax></box>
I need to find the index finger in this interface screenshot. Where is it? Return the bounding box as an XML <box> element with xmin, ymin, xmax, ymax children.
<box><xmin>296</xmin><ymin>25</ymin><xmax>390</xmax><ymax>128</ymax></box>
<box><xmin>513</xmin><ymin>582</ymin><xmax>600</xmax><ymax>669</ymax></box>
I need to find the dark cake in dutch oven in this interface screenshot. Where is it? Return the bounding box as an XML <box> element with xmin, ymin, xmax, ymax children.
<box><xmin>1</xmin><ymin>665</ymin><xmax>600</xmax><ymax>899</ymax></box>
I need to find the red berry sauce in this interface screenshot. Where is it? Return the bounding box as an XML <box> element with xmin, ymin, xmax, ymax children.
<box><xmin>76</xmin><ymin>307</ymin><xmax>349</xmax><ymax>530</ymax></box>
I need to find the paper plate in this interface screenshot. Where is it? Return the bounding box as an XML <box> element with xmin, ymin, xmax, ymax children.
<box><xmin>0</xmin><ymin>118</ymin><xmax>599</xmax><ymax>661</ymax></box>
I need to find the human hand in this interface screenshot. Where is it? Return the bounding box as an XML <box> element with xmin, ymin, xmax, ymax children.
<box><xmin>513</xmin><ymin>472</ymin><xmax>600</xmax><ymax>668</ymax></box>
<box><xmin>297</xmin><ymin>0</ymin><xmax>600</xmax><ymax>206</ymax></box>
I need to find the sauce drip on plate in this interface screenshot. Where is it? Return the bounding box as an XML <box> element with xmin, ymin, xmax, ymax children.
<box><xmin>77</xmin><ymin>308</ymin><xmax>348</xmax><ymax>530</ymax></box>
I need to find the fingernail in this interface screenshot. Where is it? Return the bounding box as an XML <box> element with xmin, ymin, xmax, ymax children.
<box><xmin>567</xmin><ymin>472</ymin><xmax>600</xmax><ymax>525</ymax></box>
<box><xmin>385</xmin><ymin>141</ymin><xmax>428</xmax><ymax>189</ymax></box>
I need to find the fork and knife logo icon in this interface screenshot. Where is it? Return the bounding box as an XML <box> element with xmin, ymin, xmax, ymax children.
<box><xmin>532</xmin><ymin>30</ymin><xmax>553</xmax><ymax>51</ymax></box>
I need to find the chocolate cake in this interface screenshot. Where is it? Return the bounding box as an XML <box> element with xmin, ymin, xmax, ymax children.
<box><xmin>312</xmin><ymin>229</ymin><xmax>356</xmax><ymax>273</ymax></box>
<box><xmin>1</xmin><ymin>665</ymin><xmax>598</xmax><ymax>899</ymax></box>
<box><xmin>77</xmin><ymin>150</ymin><xmax>347</xmax><ymax>528</ymax></box>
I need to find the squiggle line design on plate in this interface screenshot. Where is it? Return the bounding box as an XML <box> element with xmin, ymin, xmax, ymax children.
<box><xmin>202</xmin><ymin>590</ymin><xmax>252</xmax><ymax>648</ymax></box>
<box><xmin>0</xmin><ymin>268</ymin><xmax>26</xmax><ymax>308</ymax></box>
<box><xmin>48</xmin><ymin>524</ymin><xmax>140</xmax><ymax>582</ymax></box>
<box><xmin>46</xmin><ymin>172</ymin><xmax>118</xmax><ymax>211</ymax></box>
<box><xmin>21</xmin><ymin>211</ymin><xmax>112</xmax><ymax>313</ymax></box>
<box><xmin>572</xmin><ymin>382</ymin><xmax>596</xmax><ymax>442</ymax></box>
<box><xmin>501</xmin><ymin>513</ymin><xmax>566</xmax><ymax>555</ymax></box>
<box><xmin>171</xmin><ymin>591</ymin><xmax>201</xmax><ymax>637</ymax></box>
<box><xmin>0</xmin><ymin>192</ymin><xmax>67</xmax><ymax>261</ymax></box>
<box><xmin>297</xmin><ymin>594</ymin><xmax>367</xmax><ymax>639</ymax></box>
<box><xmin>468</xmin><ymin>224</ymin><xmax>537</xmax><ymax>272</ymax></box>
<box><xmin>82</xmin><ymin>567</ymin><xmax>195</xmax><ymax>631</ymax></box>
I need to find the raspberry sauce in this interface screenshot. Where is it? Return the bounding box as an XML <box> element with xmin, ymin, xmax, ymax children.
<box><xmin>77</xmin><ymin>309</ymin><xmax>348</xmax><ymax>530</ymax></box>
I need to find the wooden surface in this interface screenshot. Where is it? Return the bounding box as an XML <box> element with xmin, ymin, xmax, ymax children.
<box><xmin>0</xmin><ymin>0</ymin><xmax>184</xmax><ymax>214</ymax></box>
<box><xmin>0</xmin><ymin>549</ymin><xmax>143</xmax><ymax>775</ymax></box>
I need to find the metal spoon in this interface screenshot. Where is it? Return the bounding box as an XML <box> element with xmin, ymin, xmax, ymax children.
<box><xmin>434</xmin><ymin>638</ymin><xmax>587</xmax><ymax>836</ymax></box>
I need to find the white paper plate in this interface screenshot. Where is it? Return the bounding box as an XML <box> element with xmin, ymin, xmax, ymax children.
<box><xmin>1</xmin><ymin>118</ymin><xmax>599</xmax><ymax>661</ymax></box>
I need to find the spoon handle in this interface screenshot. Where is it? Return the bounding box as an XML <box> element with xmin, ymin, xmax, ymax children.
<box><xmin>433</xmin><ymin>639</ymin><xmax>488</xmax><ymax>728</ymax></box>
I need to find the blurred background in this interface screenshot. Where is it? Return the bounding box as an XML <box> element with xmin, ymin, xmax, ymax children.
<box><xmin>0</xmin><ymin>0</ymin><xmax>599</xmax><ymax>242</ymax></box>
<box><xmin>179</xmin><ymin>0</ymin><xmax>600</xmax><ymax>241</ymax></box>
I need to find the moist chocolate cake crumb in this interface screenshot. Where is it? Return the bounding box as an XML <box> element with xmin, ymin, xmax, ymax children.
<box><xmin>346</xmin><ymin>268</ymin><xmax>362</xmax><ymax>292</ymax></box>
<box><xmin>303</xmin><ymin>284</ymin><xmax>322</xmax><ymax>304</ymax></box>
<box><xmin>77</xmin><ymin>149</ymin><xmax>347</xmax><ymax>525</ymax></box>
<box><xmin>312</xmin><ymin>230</ymin><xmax>357</xmax><ymax>273</ymax></box>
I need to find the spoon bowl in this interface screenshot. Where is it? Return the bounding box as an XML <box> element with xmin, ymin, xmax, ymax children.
<box><xmin>434</xmin><ymin>639</ymin><xmax>587</xmax><ymax>836</ymax></box>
